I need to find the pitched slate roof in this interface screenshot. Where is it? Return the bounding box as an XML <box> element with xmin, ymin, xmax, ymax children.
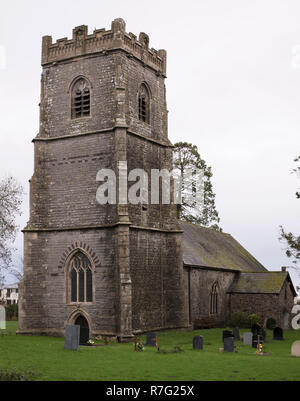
<box><xmin>227</xmin><ymin>271</ymin><xmax>297</xmax><ymax>296</ymax></box>
<box><xmin>180</xmin><ymin>221</ymin><xmax>267</xmax><ymax>272</ymax></box>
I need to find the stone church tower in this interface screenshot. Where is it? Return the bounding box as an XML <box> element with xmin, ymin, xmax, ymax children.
<box><xmin>18</xmin><ymin>18</ymin><xmax>187</xmax><ymax>340</ymax></box>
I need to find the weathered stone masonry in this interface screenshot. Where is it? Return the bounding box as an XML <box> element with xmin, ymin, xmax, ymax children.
<box><xmin>19</xmin><ymin>18</ymin><xmax>187</xmax><ymax>340</ymax></box>
<box><xmin>19</xmin><ymin>18</ymin><xmax>296</xmax><ymax>339</ymax></box>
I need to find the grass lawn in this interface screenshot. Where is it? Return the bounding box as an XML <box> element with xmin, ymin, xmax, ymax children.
<box><xmin>1</xmin><ymin>321</ymin><xmax>300</xmax><ymax>381</ymax></box>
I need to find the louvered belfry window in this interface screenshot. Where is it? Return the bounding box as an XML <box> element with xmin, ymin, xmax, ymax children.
<box><xmin>70</xmin><ymin>251</ymin><xmax>93</xmax><ymax>303</ymax></box>
<box><xmin>138</xmin><ymin>84</ymin><xmax>150</xmax><ymax>123</ymax></box>
<box><xmin>71</xmin><ymin>78</ymin><xmax>90</xmax><ymax>119</ymax></box>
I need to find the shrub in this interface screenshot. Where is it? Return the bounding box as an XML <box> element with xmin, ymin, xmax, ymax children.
<box><xmin>266</xmin><ymin>317</ymin><xmax>276</xmax><ymax>330</ymax></box>
<box><xmin>229</xmin><ymin>311</ymin><xmax>248</xmax><ymax>328</ymax></box>
<box><xmin>0</xmin><ymin>368</ymin><xmax>37</xmax><ymax>381</ymax></box>
<box><xmin>5</xmin><ymin>304</ymin><xmax>18</xmax><ymax>321</ymax></box>
<box><xmin>248</xmin><ymin>314</ymin><xmax>261</xmax><ymax>327</ymax></box>
<box><xmin>228</xmin><ymin>312</ymin><xmax>261</xmax><ymax>328</ymax></box>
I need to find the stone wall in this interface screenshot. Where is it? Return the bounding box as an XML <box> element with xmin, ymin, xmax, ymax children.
<box><xmin>29</xmin><ymin>132</ymin><xmax>116</xmax><ymax>229</ymax></box>
<box><xmin>130</xmin><ymin>229</ymin><xmax>186</xmax><ymax>333</ymax></box>
<box><xmin>229</xmin><ymin>279</ymin><xmax>295</xmax><ymax>328</ymax></box>
<box><xmin>19</xmin><ymin>19</ymin><xmax>187</xmax><ymax>339</ymax></box>
<box><xmin>184</xmin><ymin>267</ymin><xmax>236</xmax><ymax>327</ymax></box>
<box><xmin>39</xmin><ymin>55</ymin><xmax>116</xmax><ymax>139</ymax></box>
<box><xmin>19</xmin><ymin>228</ymin><xmax>118</xmax><ymax>336</ymax></box>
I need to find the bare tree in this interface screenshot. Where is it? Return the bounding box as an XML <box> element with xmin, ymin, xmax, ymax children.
<box><xmin>279</xmin><ymin>156</ymin><xmax>300</xmax><ymax>266</ymax></box>
<box><xmin>0</xmin><ymin>176</ymin><xmax>23</xmax><ymax>283</ymax></box>
<box><xmin>6</xmin><ymin>255</ymin><xmax>24</xmax><ymax>283</ymax></box>
<box><xmin>279</xmin><ymin>156</ymin><xmax>300</xmax><ymax>291</ymax></box>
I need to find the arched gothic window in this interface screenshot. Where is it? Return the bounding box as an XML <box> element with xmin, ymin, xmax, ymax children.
<box><xmin>210</xmin><ymin>282</ymin><xmax>218</xmax><ymax>315</ymax></box>
<box><xmin>69</xmin><ymin>251</ymin><xmax>93</xmax><ymax>303</ymax></box>
<box><xmin>71</xmin><ymin>78</ymin><xmax>90</xmax><ymax>119</ymax></box>
<box><xmin>138</xmin><ymin>84</ymin><xmax>150</xmax><ymax>123</ymax></box>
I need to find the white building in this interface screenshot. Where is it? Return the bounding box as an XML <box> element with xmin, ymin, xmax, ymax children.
<box><xmin>0</xmin><ymin>285</ymin><xmax>19</xmax><ymax>305</ymax></box>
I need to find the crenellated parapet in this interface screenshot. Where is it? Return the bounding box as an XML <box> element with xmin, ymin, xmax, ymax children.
<box><xmin>42</xmin><ymin>18</ymin><xmax>167</xmax><ymax>76</ymax></box>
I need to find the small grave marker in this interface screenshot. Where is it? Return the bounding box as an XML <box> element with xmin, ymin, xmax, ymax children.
<box><xmin>193</xmin><ymin>335</ymin><xmax>203</xmax><ymax>350</ymax></box>
<box><xmin>233</xmin><ymin>327</ymin><xmax>240</xmax><ymax>341</ymax></box>
<box><xmin>155</xmin><ymin>336</ymin><xmax>160</xmax><ymax>351</ymax></box>
<box><xmin>291</xmin><ymin>341</ymin><xmax>300</xmax><ymax>357</ymax></box>
<box><xmin>223</xmin><ymin>337</ymin><xmax>234</xmax><ymax>352</ymax></box>
<box><xmin>64</xmin><ymin>325</ymin><xmax>80</xmax><ymax>351</ymax></box>
<box><xmin>243</xmin><ymin>332</ymin><xmax>253</xmax><ymax>345</ymax></box>
<box><xmin>273</xmin><ymin>326</ymin><xmax>283</xmax><ymax>340</ymax></box>
<box><xmin>134</xmin><ymin>336</ymin><xmax>137</xmax><ymax>352</ymax></box>
<box><xmin>252</xmin><ymin>334</ymin><xmax>264</xmax><ymax>348</ymax></box>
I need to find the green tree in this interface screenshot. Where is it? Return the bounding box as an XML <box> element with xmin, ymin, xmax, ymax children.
<box><xmin>279</xmin><ymin>156</ymin><xmax>300</xmax><ymax>285</ymax></box>
<box><xmin>173</xmin><ymin>142</ymin><xmax>221</xmax><ymax>230</ymax></box>
<box><xmin>0</xmin><ymin>176</ymin><xmax>23</xmax><ymax>286</ymax></box>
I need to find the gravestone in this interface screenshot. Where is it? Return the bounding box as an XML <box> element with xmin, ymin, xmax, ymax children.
<box><xmin>233</xmin><ymin>327</ymin><xmax>240</xmax><ymax>341</ymax></box>
<box><xmin>252</xmin><ymin>334</ymin><xmax>263</xmax><ymax>349</ymax></box>
<box><xmin>223</xmin><ymin>336</ymin><xmax>234</xmax><ymax>352</ymax></box>
<box><xmin>243</xmin><ymin>332</ymin><xmax>253</xmax><ymax>345</ymax></box>
<box><xmin>222</xmin><ymin>330</ymin><xmax>234</xmax><ymax>341</ymax></box>
<box><xmin>273</xmin><ymin>326</ymin><xmax>283</xmax><ymax>340</ymax></box>
<box><xmin>193</xmin><ymin>335</ymin><xmax>203</xmax><ymax>350</ymax></box>
<box><xmin>79</xmin><ymin>327</ymin><xmax>90</xmax><ymax>345</ymax></box>
<box><xmin>0</xmin><ymin>305</ymin><xmax>5</xmax><ymax>330</ymax></box>
<box><xmin>291</xmin><ymin>341</ymin><xmax>300</xmax><ymax>357</ymax></box>
<box><xmin>145</xmin><ymin>332</ymin><xmax>156</xmax><ymax>346</ymax></box>
<box><xmin>64</xmin><ymin>325</ymin><xmax>80</xmax><ymax>351</ymax></box>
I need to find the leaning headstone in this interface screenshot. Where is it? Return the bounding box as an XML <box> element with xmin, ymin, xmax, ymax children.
<box><xmin>222</xmin><ymin>330</ymin><xmax>234</xmax><ymax>341</ymax></box>
<box><xmin>64</xmin><ymin>325</ymin><xmax>80</xmax><ymax>351</ymax></box>
<box><xmin>193</xmin><ymin>335</ymin><xmax>203</xmax><ymax>350</ymax></box>
<box><xmin>0</xmin><ymin>305</ymin><xmax>5</xmax><ymax>330</ymax></box>
<box><xmin>291</xmin><ymin>341</ymin><xmax>300</xmax><ymax>357</ymax></box>
<box><xmin>233</xmin><ymin>327</ymin><xmax>240</xmax><ymax>341</ymax></box>
<box><xmin>243</xmin><ymin>332</ymin><xmax>253</xmax><ymax>345</ymax></box>
<box><xmin>273</xmin><ymin>326</ymin><xmax>283</xmax><ymax>340</ymax></box>
<box><xmin>223</xmin><ymin>337</ymin><xmax>234</xmax><ymax>352</ymax></box>
<box><xmin>145</xmin><ymin>332</ymin><xmax>156</xmax><ymax>346</ymax></box>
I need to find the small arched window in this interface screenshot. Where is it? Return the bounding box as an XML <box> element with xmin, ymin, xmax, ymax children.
<box><xmin>210</xmin><ymin>283</ymin><xmax>218</xmax><ymax>315</ymax></box>
<box><xmin>69</xmin><ymin>251</ymin><xmax>93</xmax><ymax>303</ymax></box>
<box><xmin>71</xmin><ymin>78</ymin><xmax>90</xmax><ymax>119</ymax></box>
<box><xmin>138</xmin><ymin>84</ymin><xmax>150</xmax><ymax>123</ymax></box>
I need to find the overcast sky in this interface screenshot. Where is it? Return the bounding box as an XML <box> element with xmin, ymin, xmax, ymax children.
<box><xmin>0</xmin><ymin>0</ymin><xmax>299</xmax><ymax>287</ymax></box>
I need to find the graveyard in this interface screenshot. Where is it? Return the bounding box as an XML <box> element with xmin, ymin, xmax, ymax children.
<box><xmin>1</xmin><ymin>322</ymin><xmax>300</xmax><ymax>381</ymax></box>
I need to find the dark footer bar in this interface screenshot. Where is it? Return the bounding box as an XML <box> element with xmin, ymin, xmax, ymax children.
<box><xmin>7</xmin><ymin>380</ymin><xmax>292</xmax><ymax>395</ymax></box>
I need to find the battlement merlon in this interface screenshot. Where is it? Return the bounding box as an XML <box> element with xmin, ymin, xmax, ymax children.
<box><xmin>41</xmin><ymin>18</ymin><xmax>167</xmax><ymax>76</ymax></box>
